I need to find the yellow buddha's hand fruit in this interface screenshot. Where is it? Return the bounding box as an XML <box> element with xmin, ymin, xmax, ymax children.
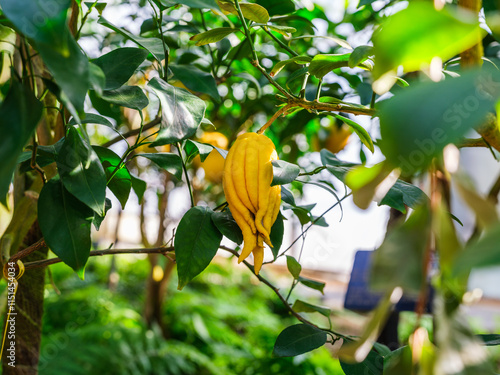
<box><xmin>325</xmin><ymin>122</ymin><xmax>352</xmax><ymax>154</ymax></box>
<box><xmin>194</xmin><ymin>131</ymin><xmax>228</xmax><ymax>183</ymax></box>
<box><xmin>222</xmin><ymin>132</ymin><xmax>281</xmax><ymax>275</ymax></box>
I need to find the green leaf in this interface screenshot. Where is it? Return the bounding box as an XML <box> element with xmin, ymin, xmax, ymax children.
<box><xmin>136</xmin><ymin>153</ymin><xmax>183</xmax><ymax>180</ymax></box>
<box><xmin>69</xmin><ymin>113</ymin><xmax>115</xmax><ymax>129</ymax></box>
<box><xmin>270</xmin><ymin>56</ymin><xmax>312</xmax><ymax>77</ymax></box>
<box><xmin>38</xmin><ymin>178</ymin><xmax>93</xmax><ymax>278</ymax></box>
<box><xmin>379</xmin><ymin>179</ymin><xmax>428</xmax><ymax>214</ymax></box>
<box><xmin>255</xmin><ymin>0</ymin><xmax>295</xmax><ymax>16</ymax></box>
<box><xmin>270</xmin><ymin>212</ymin><xmax>284</xmax><ymax>258</ymax></box>
<box><xmin>175</xmin><ymin>206</ymin><xmax>223</xmax><ymax>290</ymax></box>
<box><xmin>292</xmin><ymin>300</ymin><xmax>331</xmax><ymax>318</ymax></box>
<box><xmin>373</xmin><ymin>2</ymin><xmax>484</xmax><ymax>80</ymax></box>
<box><xmin>217</xmin><ymin>1</ymin><xmax>270</xmax><ymax>23</ymax></box>
<box><xmin>271</xmin><ymin>160</ymin><xmax>300</xmax><ymax>186</ymax></box>
<box><xmin>57</xmin><ymin>127</ymin><xmax>107</xmax><ymax>216</ymax></box>
<box><xmin>88</xmin><ymin>63</ymin><xmax>106</xmax><ymax>95</ymax></box>
<box><xmin>320</xmin><ymin>149</ymin><xmax>358</xmax><ymax>168</ymax></box>
<box><xmin>281</xmin><ymin>186</ymin><xmax>296</xmax><ymax>206</ymax></box>
<box><xmin>130</xmin><ymin>175</ymin><xmax>147</xmax><ymax>204</ymax></box>
<box><xmin>93</xmin><ymin>146</ymin><xmax>132</xmax><ymax>208</ymax></box>
<box><xmin>331</xmin><ymin>113</ymin><xmax>374</xmax><ymax>153</ymax></box>
<box><xmin>273</xmin><ymin>324</ymin><xmax>327</xmax><ymax>357</ymax></box>
<box><xmin>379</xmin><ymin>69</ymin><xmax>500</xmax><ymax>173</ymax></box>
<box><xmin>93</xmin><ymin>198</ymin><xmax>112</xmax><ymax>231</ymax></box>
<box><xmin>185</xmin><ymin>140</ymin><xmax>216</xmax><ymax>163</ymax></box>
<box><xmin>0</xmin><ymin>80</ymin><xmax>43</xmax><ymax>206</ymax></box>
<box><xmin>93</xmin><ymin>47</ymin><xmax>149</xmax><ymax>90</ymax></box>
<box><xmin>286</xmin><ymin>255</ymin><xmax>301</xmax><ymax>279</ymax></box>
<box><xmin>211</xmin><ymin>209</ymin><xmax>243</xmax><ymax>245</ymax></box>
<box><xmin>340</xmin><ymin>350</ymin><xmax>384</xmax><ymax>375</ymax></box>
<box><xmin>309</xmin><ymin>54</ymin><xmax>351</xmax><ymax>79</ymax></box>
<box><xmin>98</xmin><ymin>18</ymin><xmax>166</xmax><ymax>62</ymax></box>
<box><xmin>478</xmin><ymin>334</ymin><xmax>500</xmax><ymax>346</ymax></box>
<box><xmin>100</xmin><ymin>86</ymin><xmax>149</xmax><ymax>111</ymax></box>
<box><xmin>298</xmin><ymin>276</ymin><xmax>325</xmax><ymax>294</ymax></box>
<box><xmin>190</xmin><ymin>27</ymin><xmax>241</xmax><ymax>46</ymax></box>
<box><xmin>370</xmin><ymin>205</ymin><xmax>431</xmax><ymax>293</ymax></box>
<box><xmin>453</xmin><ymin>222</ymin><xmax>500</xmax><ymax>275</ymax></box>
<box><xmin>148</xmin><ymin>77</ymin><xmax>206</xmax><ymax>146</ymax></box>
<box><xmin>1</xmin><ymin>0</ymin><xmax>90</xmax><ymax>112</ymax></box>
<box><xmin>265</xmin><ymin>24</ymin><xmax>296</xmax><ymax>36</ymax></box>
<box><xmin>349</xmin><ymin>45</ymin><xmax>374</xmax><ymax>69</ymax></box>
<box><xmin>170</xmin><ymin>64</ymin><xmax>221</xmax><ymax>102</ymax></box>
<box><xmin>0</xmin><ymin>25</ymin><xmax>16</xmax><ymax>55</ymax></box>
<box><xmin>176</xmin><ymin>0</ymin><xmax>218</xmax><ymax>8</ymax></box>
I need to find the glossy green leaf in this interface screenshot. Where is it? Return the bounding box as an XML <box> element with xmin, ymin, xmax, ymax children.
<box><xmin>292</xmin><ymin>300</ymin><xmax>331</xmax><ymax>318</ymax></box>
<box><xmin>379</xmin><ymin>69</ymin><xmax>500</xmax><ymax>173</ymax></box>
<box><xmin>130</xmin><ymin>175</ymin><xmax>147</xmax><ymax>204</ymax></box>
<box><xmin>88</xmin><ymin>63</ymin><xmax>106</xmax><ymax>95</ymax></box>
<box><xmin>478</xmin><ymin>334</ymin><xmax>500</xmax><ymax>346</ymax></box>
<box><xmin>383</xmin><ymin>346</ymin><xmax>413</xmax><ymax>375</ymax></box>
<box><xmin>309</xmin><ymin>54</ymin><xmax>351</xmax><ymax>79</ymax></box>
<box><xmin>0</xmin><ymin>80</ymin><xmax>43</xmax><ymax>206</ymax></box>
<box><xmin>332</xmin><ymin>113</ymin><xmax>374</xmax><ymax>153</ymax></box>
<box><xmin>379</xmin><ymin>179</ymin><xmax>428</xmax><ymax>214</ymax></box>
<box><xmin>100</xmin><ymin>86</ymin><xmax>149</xmax><ymax>111</ymax></box>
<box><xmin>175</xmin><ymin>206</ymin><xmax>223</xmax><ymax>290</ymax></box>
<box><xmin>185</xmin><ymin>140</ymin><xmax>215</xmax><ymax>163</ymax></box>
<box><xmin>57</xmin><ymin>127</ymin><xmax>107</xmax><ymax>216</ymax></box>
<box><xmin>273</xmin><ymin>324</ymin><xmax>327</xmax><ymax>357</ymax></box>
<box><xmin>373</xmin><ymin>2</ymin><xmax>484</xmax><ymax>80</ymax></box>
<box><xmin>217</xmin><ymin>1</ymin><xmax>270</xmax><ymax>23</ymax></box>
<box><xmin>270</xmin><ymin>56</ymin><xmax>312</xmax><ymax>77</ymax></box>
<box><xmin>170</xmin><ymin>64</ymin><xmax>221</xmax><ymax>102</ymax></box>
<box><xmin>136</xmin><ymin>153</ymin><xmax>183</xmax><ymax>180</ymax></box>
<box><xmin>298</xmin><ymin>276</ymin><xmax>325</xmax><ymax>294</ymax></box>
<box><xmin>93</xmin><ymin>198</ymin><xmax>112</xmax><ymax>231</ymax></box>
<box><xmin>38</xmin><ymin>178</ymin><xmax>93</xmax><ymax>278</ymax></box>
<box><xmin>148</xmin><ymin>77</ymin><xmax>206</xmax><ymax>146</ymax></box>
<box><xmin>93</xmin><ymin>47</ymin><xmax>149</xmax><ymax>90</ymax></box>
<box><xmin>98</xmin><ymin>18</ymin><xmax>166</xmax><ymax>62</ymax></box>
<box><xmin>286</xmin><ymin>255</ymin><xmax>301</xmax><ymax>279</ymax></box>
<box><xmin>93</xmin><ymin>146</ymin><xmax>132</xmax><ymax>209</ymax></box>
<box><xmin>340</xmin><ymin>350</ymin><xmax>384</xmax><ymax>375</ymax></box>
<box><xmin>370</xmin><ymin>205</ymin><xmax>431</xmax><ymax>293</ymax></box>
<box><xmin>255</xmin><ymin>0</ymin><xmax>295</xmax><ymax>16</ymax></box>
<box><xmin>281</xmin><ymin>186</ymin><xmax>296</xmax><ymax>206</ymax></box>
<box><xmin>349</xmin><ymin>45</ymin><xmax>374</xmax><ymax>69</ymax></box>
<box><xmin>190</xmin><ymin>27</ymin><xmax>241</xmax><ymax>46</ymax></box>
<box><xmin>69</xmin><ymin>113</ymin><xmax>115</xmax><ymax>129</ymax></box>
<box><xmin>271</xmin><ymin>160</ymin><xmax>300</xmax><ymax>186</ymax></box>
<box><xmin>1</xmin><ymin>0</ymin><xmax>90</xmax><ymax>112</ymax></box>
<box><xmin>211</xmin><ymin>209</ymin><xmax>243</xmax><ymax>245</ymax></box>
<box><xmin>270</xmin><ymin>212</ymin><xmax>284</xmax><ymax>258</ymax></box>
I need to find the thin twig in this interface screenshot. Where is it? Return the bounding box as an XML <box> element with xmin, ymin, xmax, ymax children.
<box><xmin>277</xmin><ymin>96</ymin><xmax>376</xmax><ymax>117</ymax></box>
<box><xmin>456</xmin><ymin>138</ymin><xmax>488</xmax><ymax>148</ymax></box>
<box><xmin>257</xmin><ymin>104</ymin><xmax>292</xmax><ymax>134</ymax></box>
<box><xmin>260</xmin><ymin>26</ymin><xmax>298</xmax><ymax>57</ymax></box>
<box><xmin>177</xmin><ymin>142</ymin><xmax>195</xmax><ymax>207</ymax></box>
<box><xmin>8</xmin><ymin>238</ymin><xmax>47</xmax><ymax>264</ymax></box>
<box><xmin>101</xmin><ymin>117</ymin><xmax>161</xmax><ymax>148</ymax></box>
<box><xmin>23</xmin><ymin>246</ymin><xmax>174</xmax><ymax>270</ymax></box>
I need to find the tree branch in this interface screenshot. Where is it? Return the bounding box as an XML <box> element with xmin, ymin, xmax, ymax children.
<box><xmin>23</xmin><ymin>246</ymin><xmax>174</xmax><ymax>270</ymax></box>
<box><xmin>277</xmin><ymin>96</ymin><xmax>376</xmax><ymax>117</ymax></box>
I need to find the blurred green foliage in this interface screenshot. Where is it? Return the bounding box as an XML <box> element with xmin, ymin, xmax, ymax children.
<box><xmin>37</xmin><ymin>256</ymin><xmax>343</xmax><ymax>374</ymax></box>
